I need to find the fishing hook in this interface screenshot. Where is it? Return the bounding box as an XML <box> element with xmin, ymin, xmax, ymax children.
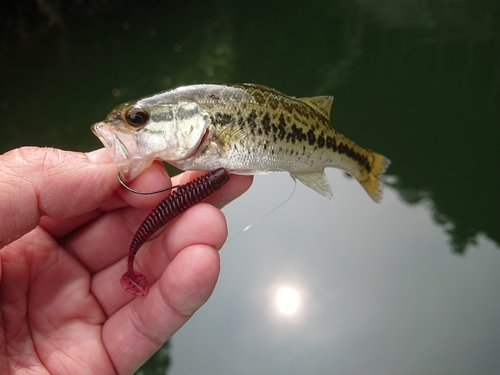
<box><xmin>117</xmin><ymin>172</ymin><xmax>181</xmax><ymax>195</ymax></box>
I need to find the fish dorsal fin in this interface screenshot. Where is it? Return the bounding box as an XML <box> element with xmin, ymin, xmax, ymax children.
<box><xmin>299</xmin><ymin>96</ymin><xmax>334</xmax><ymax>119</ymax></box>
<box><xmin>290</xmin><ymin>171</ymin><xmax>334</xmax><ymax>200</ymax></box>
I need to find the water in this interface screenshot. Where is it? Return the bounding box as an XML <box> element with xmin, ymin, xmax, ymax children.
<box><xmin>1</xmin><ymin>1</ymin><xmax>499</xmax><ymax>374</ymax></box>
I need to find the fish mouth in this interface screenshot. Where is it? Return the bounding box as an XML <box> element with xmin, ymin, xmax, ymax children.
<box><xmin>91</xmin><ymin>121</ymin><xmax>130</xmax><ymax>161</ymax></box>
<box><xmin>91</xmin><ymin>121</ymin><xmax>153</xmax><ymax>181</ymax></box>
<box><xmin>91</xmin><ymin>122</ymin><xmax>118</xmax><ymax>155</ymax></box>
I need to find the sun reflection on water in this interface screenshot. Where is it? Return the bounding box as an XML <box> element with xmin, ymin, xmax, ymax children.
<box><xmin>276</xmin><ymin>286</ymin><xmax>300</xmax><ymax>315</ymax></box>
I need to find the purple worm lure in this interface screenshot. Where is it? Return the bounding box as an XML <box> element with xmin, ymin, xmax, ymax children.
<box><xmin>121</xmin><ymin>168</ymin><xmax>230</xmax><ymax>295</ymax></box>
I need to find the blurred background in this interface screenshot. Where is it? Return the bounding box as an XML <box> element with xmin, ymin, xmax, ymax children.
<box><xmin>1</xmin><ymin>1</ymin><xmax>499</xmax><ymax>374</ymax></box>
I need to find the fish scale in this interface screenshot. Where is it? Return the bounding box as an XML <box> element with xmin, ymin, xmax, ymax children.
<box><xmin>92</xmin><ymin>83</ymin><xmax>390</xmax><ymax>202</ymax></box>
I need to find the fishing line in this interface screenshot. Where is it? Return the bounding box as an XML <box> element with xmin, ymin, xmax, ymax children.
<box><xmin>227</xmin><ymin>177</ymin><xmax>297</xmax><ymax>243</ymax></box>
<box><xmin>117</xmin><ymin>172</ymin><xmax>181</xmax><ymax>195</ymax></box>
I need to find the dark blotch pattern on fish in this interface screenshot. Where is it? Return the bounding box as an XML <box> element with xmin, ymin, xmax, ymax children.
<box><xmin>262</xmin><ymin>113</ymin><xmax>272</xmax><ymax>135</ymax></box>
<box><xmin>247</xmin><ymin>110</ymin><xmax>258</xmax><ymax>135</ymax></box>
<box><xmin>291</xmin><ymin>102</ymin><xmax>311</xmax><ymax>120</ymax></box>
<box><xmin>337</xmin><ymin>142</ymin><xmax>370</xmax><ymax>172</ymax></box>
<box><xmin>317</xmin><ymin>134</ymin><xmax>325</xmax><ymax>148</ymax></box>
<box><xmin>326</xmin><ymin>136</ymin><xmax>337</xmax><ymax>151</ymax></box>
<box><xmin>212</xmin><ymin>112</ymin><xmax>235</xmax><ymax>127</ymax></box>
<box><xmin>277</xmin><ymin>115</ymin><xmax>287</xmax><ymax>140</ymax></box>
<box><xmin>268</xmin><ymin>95</ymin><xmax>279</xmax><ymax>110</ymax></box>
<box><xmin>252</xmin><ymin>90</ymin><xmax>265</xmax><ymax>105</ymax></box>
<box><xmin>247</xmin><ymin>110</ymin><xmax>257</xmax><ymax>127</ymax></box>
<box><xmin>281</xmin><ymin>99</ymin><xmax>295</xmax><ymax>114</ymax></box>
<box><xmin>205</xmin><ymin>83</ymin><xmax>374</xmax><ymax>174</ymax></box>
<box><xmin>290</xmin><ymin>123</ymin><xmax>306</xmax><ymax>143</ymax></box>
<box><xmin>307</xmin><ymin>129</ymin><xmax>316</xmax><ymax>145</ymax></box>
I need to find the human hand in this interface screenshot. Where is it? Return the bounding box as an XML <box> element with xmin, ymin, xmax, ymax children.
<box><xmin>0</xmin><ymin>147</ymin><xmax>252</xmax><ymax>374</ymax></box>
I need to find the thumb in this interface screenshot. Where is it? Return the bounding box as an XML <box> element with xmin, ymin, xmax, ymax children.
<box><xmin>0</xmin><ymin>147</ymin><xmax>118</xmax><ymax>248</ymax></box>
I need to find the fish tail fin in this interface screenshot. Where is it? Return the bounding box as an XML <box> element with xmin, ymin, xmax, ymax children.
<box><xmin>358</xmin><ymin>152</ymin><xmax>391</xmax><ymax>203</ymax></box>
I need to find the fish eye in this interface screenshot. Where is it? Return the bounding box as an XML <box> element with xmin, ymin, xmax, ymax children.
<box><xmin>125</xmin><ymin>106</ymin><xmax>149</xmax><ymax>128</ymax></box>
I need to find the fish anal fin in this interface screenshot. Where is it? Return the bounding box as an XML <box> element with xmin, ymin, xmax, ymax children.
<box><xmin>290</xmin><ymin>171</ymin><xmax>333</xmax><ymax>200</ymax></box>
<box><xmin>299</xmin><ymin>96</ymin><xmax>334</xmax><ymax>119</ymax></box>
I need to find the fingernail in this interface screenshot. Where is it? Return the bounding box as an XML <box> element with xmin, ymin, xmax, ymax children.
<box><xmin>86</xmin><ymin>148</ymin><xmax>113</xmax><ymax>164</ymax></box>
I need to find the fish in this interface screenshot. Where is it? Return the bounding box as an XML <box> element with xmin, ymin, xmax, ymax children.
<box><xmin>92</xmin><ymin>83</ymin><xmax>390</xmax><ymax>202</ymax></box>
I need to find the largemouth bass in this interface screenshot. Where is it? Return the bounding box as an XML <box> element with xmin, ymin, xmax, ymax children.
<box><xmin>92</xmin><ymin>83</ymin><xmax>390</xmax><ymax>201</ymax></box>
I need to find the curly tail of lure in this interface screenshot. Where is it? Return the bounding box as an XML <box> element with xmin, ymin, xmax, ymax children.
<box><xmin>121</xmin><ymin>168</ymin><xmax>230</xmax><ymax>295</ymax></box>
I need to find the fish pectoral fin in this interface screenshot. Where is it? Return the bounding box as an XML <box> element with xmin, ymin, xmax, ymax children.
<box><xmin>290</xmin><ymin>171</ymin><xmax>334</xmax><ymax>200</ymax></box>
<box><xmin>216</xmin><ymin>122</ymin><xmax>247</xmax><ymax>147</ymax></box>
<box><xmin>217</xmin><ymin>124</ymin><xmax>246</xmax><ymax>139</ymax></box>
<box><xmin>298</xmin><ymin>96</ymin><xmax>334</xmax><ymax>119</ymax></box>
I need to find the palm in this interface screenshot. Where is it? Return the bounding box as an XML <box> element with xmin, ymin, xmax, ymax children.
<box><xmin>0</xmin><ymin>149</ymin><xmax>252</xmax><ymax>375</ymax></box>
<box><xmin>3</xmin><ymin>227</ymin><xmax>113</xmax><ymax>373</ymax></box>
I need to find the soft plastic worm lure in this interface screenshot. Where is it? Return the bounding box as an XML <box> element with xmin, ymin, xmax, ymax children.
<box><xmin>121</xmin><ymin>168</ymin><xmax>230</xmax><ymax>295</ymax></box>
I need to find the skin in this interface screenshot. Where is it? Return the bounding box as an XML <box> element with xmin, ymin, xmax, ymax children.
<box><xmin>0</xmin><ymin>147</ymin><xmax>252</xmax><ymax>374</ymax></box>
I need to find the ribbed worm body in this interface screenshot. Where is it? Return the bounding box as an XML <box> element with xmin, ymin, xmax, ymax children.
<box><xmin>121</xmin><ymin>168</ymin><xmax>230</xmax><ymax>295</ymax></box>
